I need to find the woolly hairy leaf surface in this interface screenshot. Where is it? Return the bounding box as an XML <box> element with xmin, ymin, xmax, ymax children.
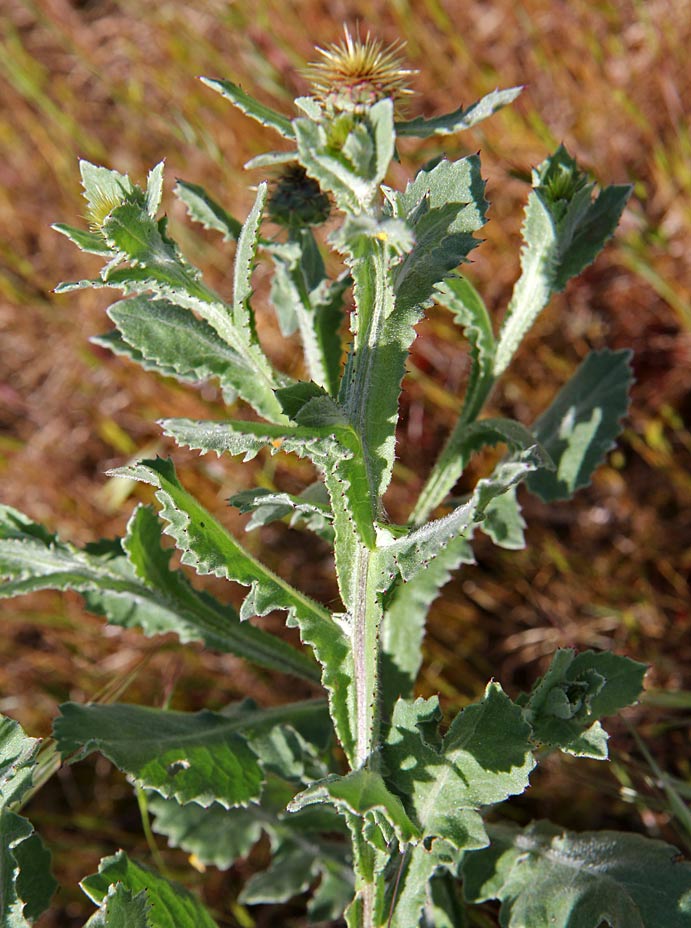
<box><xmin>526</xmin><ymin>349</ymin><xmax>633</xmax><ymax>501</ymax></box>
<box><xmin>111</xmin><ymin>457</ymin><xmax>355</xmax><ymax>761</ymax></box>
<box><xmin>230</xmin><ymin>486</ymin><xmax>334</xmax><ymax>541</ymax></box>
<box><xmin>0</xmin><ymin>504</ymin><xmax>316</xmax><ymax>682</ymax></box>
<box><xmin>149</xmin><ymin>798</ymin><xmax>265</xmax><ymax>871</ymax></box>
<box><xmin>85</xmin><ymin>885</ymin><xmax>152</xmax><ymax>928</ymax></box>
<box><xmin>159</xmin><ymin>414</ymin><xmax>374</xmax><ymax>591</ymax></box>
<box><xmin>434</xmin><ymin>275</ymin><xmax>496</xmax><ymax>425</ymax></box>
<box><xmin>395</xmin><ymin>86</ymin><xmax>523</xmax><ymax>137</ymax></box>
<box><xmin>481</xmin><ymin>488</ymin><xmax>527</xmax><ymax>550</ymax></box>
<box><xmin>0</xmin><ymin>715</ymin><xmax>57</xmax><ymax>926</ymax></box>
<box><xmin>383</xmin><ymin>688</ymin><xmax>534</xmax><ymax>850</ymax></box>
<box><xmin>340</xmin><ymin>158</ymin><xmax>486</xmax><ymax>503</ymax></box>
<box><xmin>411</xmin><ymin>418</ymin><xmax>549</xmax><ymax>527</ymax></box>
<box><xmin>290</xmin><ymin>769</ymin><xmax>420</xmax><ymax>847</ymax></box>
<box><xmin>294</xmin><ymin>100</ymin><xmax>394</xmax><ymax>213</ymax></box>
<box><xmin>173</xmin><ymin>180</ymin><xmax>242</xmax><ymax>240</ymax></box>
<box><xmin>494</xmin><ymin>148</ymin><xmax>631</xmax><ymax>376</ymax></box>
<box><xmin>54</xmin><ymin>702</ymin><xmax>264</xmax><ymax>808</ymax></box>
<box><xmin>386</xmin><ymin>841</ymin><xmax>461</xmax><ymax>928</ymax></box>
<box><xmin>392</xmin><ymin>155</ymin><xmax>487</xmax><ymax>315</ymax></box>
<box><xmin>380</xmin><ymin>537</ymin><xmax>475</xmax><ymax>714</ymax></box>
<box><xmin>52</xmin><ymin>223</ymin><xmax>116</xmax><ymax>255</ymax></box>
<box><xmin>201</xmin><ymin>77</ymin><xmax>294</xmax><ymax>138</ymax></box>
<box><xmin>523</xmin><ymin>649</ymin><xmax>646</xmax><ymax>758</ymax></box>
<box><xmin>93</xmin><ymin>195</ymin><xmax>284</xmax><ymax>422</ymax></box>
<box><xmin>99</xmin><ymin>296</ymin><xmax>259</xmax><ymax>404</ymax></box>
<box><xmin>150</xmin><ymin>787</ymin><xmax>351</xmax><ymax>918</ymax></box>
<box><xmin>462</xmin><ymin>821</ymin><xmax>691</xmax><ymax>928</ymax></box>
<box><xmin>82</xmin><ymin>851</ymin><xmax>219</xmax><ymax>928</ymax></box>
<box><xmin>377</xmin><ymin>443</ymin><xmax>548</xmax><ymax>585</ymax></box>
<box><xmin>232</xmin><ymin>182</ymin><xmax>266</xmax><ymax>337</ymax></box>
<box><xmin>268</xmin><ymin>233</ymin><xmax>346</xmax><ymax>394</ymax></box>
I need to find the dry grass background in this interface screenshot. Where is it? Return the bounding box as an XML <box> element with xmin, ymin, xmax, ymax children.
<box><xmin>1</xmin><ymin>0</ymin><xmax>690</xmax><ymax>925</ymax></box>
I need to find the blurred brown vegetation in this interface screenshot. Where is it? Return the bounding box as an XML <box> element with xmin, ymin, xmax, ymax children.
<box><xmin>1</xmin><ymin>0</ymin><xmax>690</xmax><ymax>925</ymax></box>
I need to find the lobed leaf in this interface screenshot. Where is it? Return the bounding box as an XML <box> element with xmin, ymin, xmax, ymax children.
<box><xmin>462</xmin><ymin>821</ymin><xmax>691</xmax><ymax>928</ymax></box>
<box><xmin>229</xmin><ymin>486</ymin><xmax>334</xmax><ymax>542</ymax></box>
<box><xmin>395</xmin><ymin>86</ymin><xmax>523</xmax><ymax>138</ymax></box>
<box><xmin>85</xmin><ymin>884</ymin><xmax>153</xmax><ymax>928</ymax></box>
<box><xmin>522</xmin><ymin>648</ymin><xmax>646</xmax><ymax>758</ymax></box>
<box><xmin>81</xmin><ymin>850</ymin><xmax>219</xmax><ymax>928</ymax></box>
<box><xmin>173</xmin><ymin>180</ymin><xmax>242</xmax><ymax>240</ymax></box>
<box><xmin>0</xmin><ymin>503</ymin><xmax>317</xmax><ymax>683</ymax></box>
<box><xmin>111</xmin><ymin>457</ymin><xmax>356</xmax><ymax>761</ymax></box>
<box><xmin>526</xmin><ymin>349</ymin><xmax>633</xmax><ymax>501</ymax></box>
<box><xmin>380</xmin><ymin>537</ymin><xmax>475</xmax><ymax>716</ymax></box>
<box><xmin>0</xmin><ymin>714</ymin><xmax>57</xmax><ymax>926</ymax></box>
<box><xmin>377</xmin><ymin>443</ymin><xmax>548</xmax><ymax>586</ymax></box>
<box><xmin>391</xmin><ymin>155</ymin><xmax>488</xmax><ymax>316</ymax></box>
<box><xmin>383</xmin><ymin>688</ymin><xmax>535</xmax><ymax>850</ymax></box>
<box><xmin>55</xmin><ymin>702</ymin><xmax>264</xmax><ymax>808</ymax></box>
<box><xmin>98</xmin><ymin>296</ymin><xmax>258</xmax><ymax>404</ymax></box>
<box><xmin>290</xmin><ymin>769</ymin><xmax>421</xmax><ymax>847</ymax></box>
<box><xmin>494</xmin><ymin>147</ymin><xmax>631</xmax><ymax>377</ymax></box>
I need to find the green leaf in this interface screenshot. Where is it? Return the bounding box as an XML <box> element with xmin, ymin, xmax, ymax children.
<box><xmin>173</xmin><ymin>180</ymin><xmax>242</xmax><ymax>240</ymax></box>
<box><xmin>201</xmin><ymin>77</ymin><xmax>294</xmax><ymax>138</ymax></box>
<box><xmin>383</xmin><ymin>687</ymin><xmax>535</xmax><ymax>850</ymax></box>
<box><xmin>229</xmin><ymin>486</ymin><xmax>334</xmax><ymax>542</ymax></box>
<box><xmin>145</xmin><ymin>162</ymin><xmax>165</xmax><ymax>217</ymax></box>
<box><xmin>481</xmin><ymin>488</ymin><xmax>526</xmax><ymax>550</ymax></box>
<box><xmin>526</xmin><ymin>349</ymin><xmax>633</xmax><ymax>501</ymax></box>
<box><xmin>386</xmin><ymin>841</ymin><xmax>461</xmax><ymax>928</ymax></box>
<box><xmin>290</xmin><ymin>769</ymin><xmax>421</xmax><ymax>847</ymax></box>
<box><xmin>268</xmin><ymin>233</ymin><xmax>346</xmax><ymax>393</ymax></box>
<box><xmin>85</xmin><ymin>884</ymin><xmax>153</xmax><ymax>928</ymax></box>
<box><xmin>150</xmin><ymin>787</ymin><xmax>352</xmax><ymax>920</ymax></box>
<box><xmin>110</xmin><ymin>457</ymin><xmax>355</xmax><ymax>762</ymax></box>
<box><xmin>294</xmin><ymin>100</ymin><xmax>394</xmax><ymax>213</ymax></box>
<box><xmin>54</xmin><ymin>702</ymin><xmax>263</xmax><ymax>808</ymax></box>
<box><xmin>391</xmin><ymin>155</ymin><xmax>488</xmax><ymax>315</ymax></box>
<box><xmin>395</xmin><ymin>86</ymin><xmax>523</xmax><ymax>138</ymax></box>
<box><xmin>149</xmin><ymin>798</ymin><xmax>264</xmax><ymax>870</ymax></box>
<box><xmin>435</xmin><ymin>276</ymin><xmax>496</xmax><ymax>423</ymax></box>
<box><xmin>380</xmin><ymin>537</ymin><xmax>475</xmax><ymax>713</ymax></box>
<box><xmin>494</xmin><ymin>147</ymin><xmax>631</xmax><ymax>376</ymax></box>
<box><xmin>462</xmin><ymin>821</ymin><xmax>691</xmax><ymax>928</ymax></box>
<box><xmin>414</xmin><ymin>418</ymin><xmax>548</xmax><ymax>529</ymax></box>
<box><xmin>232</xmin><ymin>182</ymin><xmax>266</xmax><ymax>339</ymax></box>
<box><xmin>241</xmin><ymin>838</ymin><xmax>352</xmax><ymax>915</ymax></box>
<box><xmin>91</xmin><ymin>198</ymin><xmax>285</xmax><ymax>421</ymax></box>
<box><xmin>0</xmin><ymin>715</ymin><xmax>57</xmax><ymax>926</ymax></box>
<box><xmin>377</xmin><ymin>443</ymin><xmax>548</xmax><ymax>585</ymax></box>
<box><xmin>0</xmin><ymin>503</ymin><xmax>317</xmax><ymax>683</ymax></box>
<box><xmin>52</xmin><ymin>223</ymin><xmax>115</xmax><ymax>255</ymax></box>
<box><xmin>523</xmin><ymin>649</ymin><xmax>646</xmax><ymax>758</ymax></box>
<box><xmin>81</xmin><ymin>850</ymin><xmax>219</xmax><ymax>928</ymax></box>
<box><xmin>100</xmin><ymin>296</ymin><xmax>260</xmax><ymax>404</ymax></box>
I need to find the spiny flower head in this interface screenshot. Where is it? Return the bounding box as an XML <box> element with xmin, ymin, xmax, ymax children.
<box><xmin>305</xmin><ymin>27</ymin><xmax>416</xmax><ymax>113</ymax></box>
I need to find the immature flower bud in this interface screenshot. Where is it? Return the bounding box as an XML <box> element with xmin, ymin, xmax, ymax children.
<box><xmin>267</xmin><ymin>164</ymin><xmax>331</xmax><ymax>228</ymax></box>
<box><xmin>305</xmin><ymin>26</ymin><xmax>416</xmax><ymax>113</ymax></box>
<box><xmin>86</xmin><ymin>186</ymin><xmax>127</xmax><ymax>233</ymax></box>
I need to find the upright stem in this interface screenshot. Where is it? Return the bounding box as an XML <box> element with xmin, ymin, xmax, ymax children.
<box><xmin>352</xmin><ymin>543</ymin><xmax>383</xmax><ymax>768</ymax></box>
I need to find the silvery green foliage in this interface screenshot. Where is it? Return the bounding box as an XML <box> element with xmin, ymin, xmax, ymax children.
<box><xmin>2</xmin><ymin>52</ymin><xmax>689</xmax><ymax>928</ymax></box>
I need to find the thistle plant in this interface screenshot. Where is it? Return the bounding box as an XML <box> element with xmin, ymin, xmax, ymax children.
<box><xmin>3</xmin><ymin>30</ymin><xmax>691</xmax><ymax>928</ymax></box>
